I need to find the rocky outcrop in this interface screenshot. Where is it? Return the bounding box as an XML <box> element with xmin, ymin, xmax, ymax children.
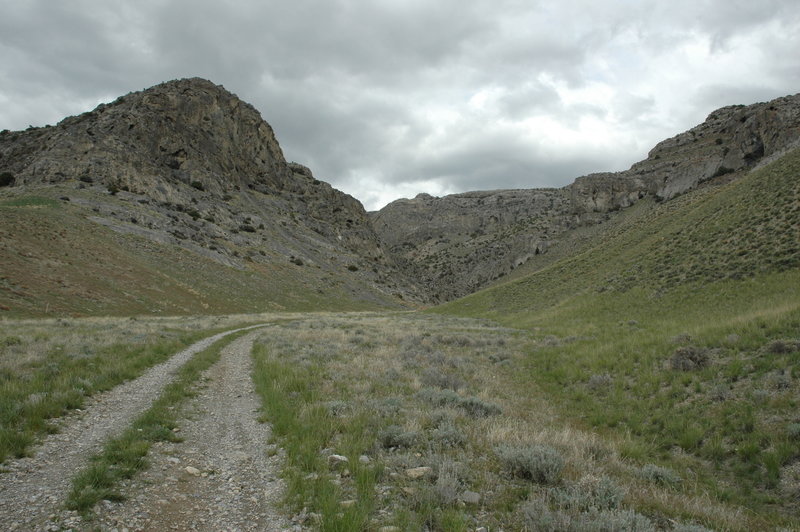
<box><xmin>569</xmin><ymin>93</ymin><xmax>800</xmax><ymax>212</ymax></box>
<box><xmin>371</xmin><ymin>189</ymin><xmax>574</xmax><ymax>301</ymax></box>
<box><xmin>374</xmin><ymin>92</ymin><xmax>800</xmax><ymax>301</ymax></box>
<box><xmin>1</xmin><ymin>78</ymin><xmax>294</xmax><ymax>198</ymax></box>
<box><xmin>0</xmin><ymin>78</ymin><xmax>421</xmax><ymax>304</ymax></box>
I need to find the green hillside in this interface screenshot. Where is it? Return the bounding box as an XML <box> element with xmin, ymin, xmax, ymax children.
<box><xmin>434</xmin><ymin>149</ymin><xmax>800</xmax><ymax>523</ymax></box>
<box><xmin>0</xmin><ymin>190</ymin><xmax>401</xmax><ymax>317</ymax></box>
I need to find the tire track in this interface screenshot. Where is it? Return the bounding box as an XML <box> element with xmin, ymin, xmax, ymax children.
<box><xmin>91</xmin><ymin>329</ymin><xmax>291</xmax><ymax>531</ymax></box>
<box><xmin>0</xmin><ymin>324</ymin><xmax>267</xmax><ymax>531</ymax></box>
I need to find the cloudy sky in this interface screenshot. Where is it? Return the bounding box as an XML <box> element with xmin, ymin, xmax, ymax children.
<box><xmin>1</xmin><ymin>1</ymin><xmax>798</xmax><ymax>210</ymax></box>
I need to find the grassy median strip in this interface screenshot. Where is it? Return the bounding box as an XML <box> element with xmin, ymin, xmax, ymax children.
<box><xmin>66</xmin><ymin>327</ymin><xmax>257</xmax><ymax>515</ymax></box>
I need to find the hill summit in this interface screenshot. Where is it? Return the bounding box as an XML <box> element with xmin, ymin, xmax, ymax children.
<box><xmin>0</xmin><ymin>78</ymin><xmax>422</xmax><ymax>314</ymax></box>
<box><xmin>1</xmin><ymin>78</ymin><xmax>799</xmax><ymax>314</ymax></box>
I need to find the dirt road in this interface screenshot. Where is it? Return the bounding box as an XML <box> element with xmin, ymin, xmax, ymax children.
<box><xmin>0</xmin><ymin>324</ymin><xmax>283</xmax><ymax>531</ymax></box>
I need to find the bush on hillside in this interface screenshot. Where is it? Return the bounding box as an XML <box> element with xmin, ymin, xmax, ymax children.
<box><xmin>669</xmin><ymin>346</ymin><xmax>709</xmax><ymax>371</ymax></box>
<box><xmin>496</xmin><ymin>443</ymin><xmax>564</xmax><ymax>484</ymax></box>
<box><xmin>0</xmin><ymin>172</ymin><xmax>15</xmax><ymax>187</ymax></box>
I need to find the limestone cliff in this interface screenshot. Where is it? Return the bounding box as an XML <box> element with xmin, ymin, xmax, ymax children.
<box><xmin>569</xmin><ymin>93</ymin><xmax>800</xmax><ymax>213</ymax></box>
<box><xmin>373</xmin><ymin>92</ymin><xmax>800</xmax><ymax>301</ymax></box>
<box><xmin>0</xmin><ymin>78</ymin><xmax>420</xmax><ymax>306</ymax></box>
<box><xmin>372</xmin><ymin>189</ymin><xmax>574</xmax><ymax>301</ymax></box>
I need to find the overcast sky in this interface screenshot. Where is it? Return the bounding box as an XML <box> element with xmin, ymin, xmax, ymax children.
<box><xmin>1</xmin><ymin>1</ymin><xmax>798</xmax><ymax>210</ymax></box>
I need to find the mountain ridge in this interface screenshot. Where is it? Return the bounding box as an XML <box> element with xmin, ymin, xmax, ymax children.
<box><xmin>1</xmin><ymin>78</ymin><xmax>799</xmax><ymax>314</ymax></box>
<box><xmin>0</xmin><ymin>78</ymin><xmax>422</xmax><ymax>314</ymax></box>
<box><xmin>373</xmin><ymin>91</ymin><xmax>800</xmax><ymax>300</ymax></box>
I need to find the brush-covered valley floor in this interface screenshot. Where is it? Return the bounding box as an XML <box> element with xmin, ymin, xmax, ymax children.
<box><xmin>1</xmin><ymin>310</ymin><xmax>797</xmax><ymax>531</ymax></box>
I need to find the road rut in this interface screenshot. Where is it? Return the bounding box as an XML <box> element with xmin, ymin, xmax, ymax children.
<box><xmin>91</xmin><ymin>328</ymin><xmax>290</xmax><ymax>531</ymax></box>
<box><xmin>0</xmin><ymin>324</ymin><xmax>267</xmax><ymax>531</ymax></box>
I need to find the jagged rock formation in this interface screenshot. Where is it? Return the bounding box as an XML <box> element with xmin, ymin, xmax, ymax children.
<box><xmin>0</xmin><ymin>78</ymin><xmax>421</xmax><ymax>308</ymax></box>
<box><xmin>372</xmin><ymin>189</ymin><xmax>575</xmax><ymax>300</ymax></box>
<box><xmin>373</xmin><ymin>92</ymin><xmax>800</xmax><ymax>301</ymax></box>
<box><xmin>570</xmin><ymin>94</ymin><xmax>800</xmax><ymax>213</ymax></box>
<box><xmin>2</xmin><ymin>79</ymin><xmax>798</xmax><ymax>310</ymax></box>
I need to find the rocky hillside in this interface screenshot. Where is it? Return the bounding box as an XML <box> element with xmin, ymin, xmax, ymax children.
<box><xmin>373</xmin><ymin>92</ymin><xmax>800</xmax><ymax>301</ymax></box>
<box><xmin>0</xmin><ymin>78</ymin><xmax>421</xmax><ymax>315</ymax></box>
<box><xmin>2</xmin><ymin>79</ymin><xmax>798</xmax><ymax>314</ymax></box>
<box><xmin>372</xmin><ymin>189</ymin><xmax>575</xmax><ymax>301</ymax></box>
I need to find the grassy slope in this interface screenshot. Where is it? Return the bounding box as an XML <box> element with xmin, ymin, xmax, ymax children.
<box><xmin>434</xmin><ymin>149</ymin><xmax>800</xmax><ymax>522</ymax></box>
<box><xmin>0</xmin><ymin>193</ymin><xmax>400</xmax><ymax>317</ymax></box>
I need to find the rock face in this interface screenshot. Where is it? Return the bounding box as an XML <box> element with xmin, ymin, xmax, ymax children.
<box><xmin>374</xmin><ymin>92</ymin><xmax>800</xmax><ymax>301</ymax></box>
<box><xmin>0</xmin><ymin>78</ymin><xmax>421</xmax><ymax>304</ymax></box>
<box><xmin>2</xmin><ymin>79</ymin><xmax>798</xmax><ymax>308</ymax></box>
<box><xmin>569</xmin><ymin>94</ymin><xmax>800</xmax><ymax>212</ymax></box>
<box><xmin>2</xmin><ymin>78</ymin><xmax>292</xmax><ymax>197</ymax></box>
<box><xmin>372</xmin><ymin>189</ymin><xmax>574</xmax><ymax>301</ymax></box>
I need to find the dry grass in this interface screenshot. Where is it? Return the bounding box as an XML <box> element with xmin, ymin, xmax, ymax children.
<box><xmin>251</xmin><ymin>312</ymin><xmax>764</xmax><ymax>531</ymax></box>
<box><xmin>0</xmin><ymin>313</ymin><xmax>281</xmax><ymax>462</ymax></box>
<box><xmin>0</xmin><ymin>314</ymin><xmax>270</xmax><ymax>372</ymax></box>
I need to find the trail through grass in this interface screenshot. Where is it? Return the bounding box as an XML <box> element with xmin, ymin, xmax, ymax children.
<box><xmin>66</xmin><ymin>326</ymin><xmax>260</xmax><ymax>515</ymax></box>
<box><xmin>0</xmin><ymin>316</ymin><xmax>260</xmax><ymax>463</ymax></box>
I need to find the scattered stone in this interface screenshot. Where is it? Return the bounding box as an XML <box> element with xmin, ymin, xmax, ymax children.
<box><xmin>460</xmin><ymin>491</ymin><xmax>481</xmax><ymax>505</ymax></box>
<box><xmin>328</xmin><ymin>454</ymin><xmax>349</xmax><ymax>468</ymax></box>
<box><xmin>184</xmin><ymin>466</ymin><xmax>201</xmax><ymax>476</ymax></box>
<box><xmin>358</xmin><ymin>455</ymin><xmax>371</xmax><ymax>464</ymax></box>
<box><xmin>340</xmin><ymin>500</ymin><xmax>356</xmax><ymax>508</ymax></box>
<box><xmin>405</xmin><ymin>466</ymin><xmax>432</xmax><ymax>479</ymax></box>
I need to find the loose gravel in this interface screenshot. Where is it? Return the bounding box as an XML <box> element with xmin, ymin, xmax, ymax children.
<box><xmin>0</xmin><ymin>324</ymin><xmax>268</xmax><ymax>531</ymax></box>
<box><xmin>90</xmin><ymin>329</ymin><xmax>292</xmax><ymax>531</ymax></box>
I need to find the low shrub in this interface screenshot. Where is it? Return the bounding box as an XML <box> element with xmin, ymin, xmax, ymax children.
<box><xmin>669</xmin><ymin>346</ymin><xmax>710</xmax><ymax>371</ymax></box>
<box><xmin>430</xmin><ymin>422</ymin><xmax>467</xmax><ymax>448</ymax></box>
<box><xmin>420</xmin><ymin>367</ymin><xmax>464</xmax><ymax>391</ymax></box>
<box><xmin>587</xmin><ymin>373</ymin><xmax>613</xmax><ymax>392</ymax></box>
<box><xmin>496</xmin><ymin>443</ymin><xmax>564</xmax><ymax>484</ymax></box>
<box><xmin>2</xmin><ymin>336</ymin><xmax>22</xmax><ymax>346</ymax></box>
<box><xmin>765</xmin><ymin>339</ymin><xmax>799</xmax><ymax>354</ymax></box>
<box><xmin>417</xmin><ymin>388</ymin><xmax>502</xmax><ymax>418</ymax></box>
<box><xmin>458</xmin><ymin>396</ymin><xmax>502</xmax><ymax>418</ymax></box>
<box><xmin>548</xmin><ymin>476</ymin><xmax>624</xmax><ymax>512</ymax></box>
<box><xmin>522</xmin><ymin>497</ymin><xmax>655</xmax><ymax>532</ymax></box>
<box><xmin>378</xmin><ymin>425</ymin><xmax>418</xmax><ymax>449</ymax></box>
<box><xmin>639</xmin><ymin>464</ymin><xmax>681</xmax><ymax>488</ymax></box>
<box><xmin>434</xmin><ymin>460</ymin><xmax>463</xmax><ymax>505</ymax></box>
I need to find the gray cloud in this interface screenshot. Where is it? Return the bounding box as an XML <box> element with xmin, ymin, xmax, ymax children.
<box><xmin>1</xmin><ymin>0</ymin><xmax>798</xmax><ymax>209</ymax></box>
